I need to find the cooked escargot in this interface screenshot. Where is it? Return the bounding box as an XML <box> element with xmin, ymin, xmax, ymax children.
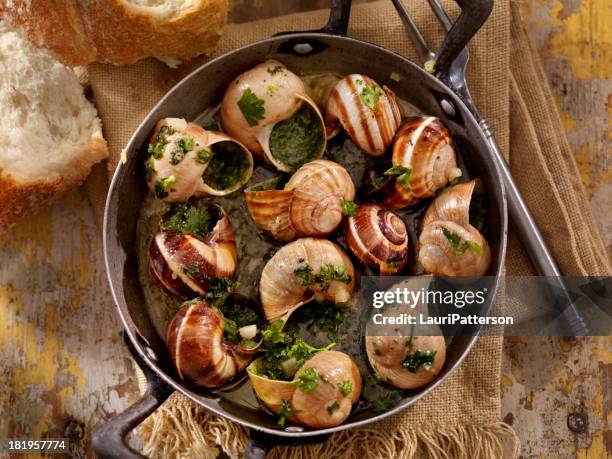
<box><xmin>344</xmin><ymin>203</ymin><xmax>408</xmax><ymax>275</ymax></box>
<box><xmin>382</xmin><ymin>116</ymin><xmax>461</xmax><ymax>209</ymax></box>
<box><xmin>146</xmin><ymin>118</ymin><xmax>253</xmax><ymax>201</ymax></box>
<box><xmin>259</xmin><ymin>238</ymin><xmax>355</xmax><ymax>322</ymax></box>
<box><xmin>149</xmin><ymin>201</ymin><xmax>237</xmax><ymax>298</ymax></box>
<box><xmin>166</xmin><ymin>299</ymin><xmax>261</xmax><ymax>388</ymax></box>
<box><xmin>245</xmin><ymin>160</ymin><xmax>355</xmax><ymax>242</ymax></box>
<box><xmin>325</xmin><ymin>74</ymin><xmax>403</xmax><ymax>156</ymax></box>
<box><xmin>221</xmin><ymin>60</ymin><xmax>326</xmax><ymax>172</ymax></box>
<box><xmin>418</xmin><ymin>180</ymin><xmax>491</xmax><ymax>276</ymax></box>
<box><xmin>248</xmin><ymin>351</ymin><xmax>362</xmax><ymax>429</ymax></box>
<box><xmin>366</xmin><ymin>335</ymin><xmax>446</xmax><ymax>390</ymax></box>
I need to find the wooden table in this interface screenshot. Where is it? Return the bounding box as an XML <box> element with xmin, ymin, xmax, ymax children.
<box><xmin>1</xmin><ymin>1</ymin><xmax>609</xmax><ymax>457</ymax></box>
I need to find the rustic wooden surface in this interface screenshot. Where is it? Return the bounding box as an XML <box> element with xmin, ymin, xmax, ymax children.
<box><xmin>0</xmin><ymin>1</ymin><xmax>609</xmax><ymax>458</ymax></box>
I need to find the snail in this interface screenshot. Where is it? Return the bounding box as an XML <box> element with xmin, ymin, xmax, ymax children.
<box><xmin>146</xmin><ymin>118</ymin><xmax>253</xmax><ymax>201</ymax></box>
<box><xmin>221</xmin><ymin>60</ymin><xmax>326</xmax><ymax>172</ymax></box>
<box><xmin>245</xmin><ymin>160</ymin><xmax>356</xmax><ymax>242</ymax></box>
<box><xmin>418</xmin><ymin>180</ymin><xmax>491</xmax><ymax>276</ymax></box>
<box><xmin>365</xmin><ymin>334</ymin><xmax>446</xmax><ymax>390</ymax></box>
<box><xmin>343</xmin><ymin>203</ymin><xmax>408</xmax><ymax>275</ymax></box>
<box><xmin>166</xmin><ymin>299</ymin><xmax>261</xmax><ymax>388</ymax></box>
<box><xmin>259</xmin><ymin>238</ymin><xmax>355</xmax><ymax>322</ymax></box>
<box><xmin>247</xmin><ymin>351</ymin><xmax>362</xmax><ymax>429</ymax></box>
<box><xmin>325</xmin><ymin>74</ymin><xmax>403</xmax><ymax>156</ymax></box>
<box><xmin>149</xmin><ymin>202</ymin><xmax>237</xmax><ymax>298</ymax></box>
<box><xmin>381</xmin><ymin>116</ymin><xmax>461</xmax><ymax>209</ymax></box>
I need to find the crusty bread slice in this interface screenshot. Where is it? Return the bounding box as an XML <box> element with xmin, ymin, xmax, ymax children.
<box><xmin>0</xmin><ymin>22</ymin><xmax>108</xmax><ymax>232</ymax></box>
<box><xmin>2</xmin><ymin>0</ymin><xmax>228</xmax><ymax>66</ymax></box>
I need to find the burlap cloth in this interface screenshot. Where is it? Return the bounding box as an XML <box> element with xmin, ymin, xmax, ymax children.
<box><xmin>83</xmin><ymin>1</ymin><xmax>610</xmax><ymax>457</ymax></box>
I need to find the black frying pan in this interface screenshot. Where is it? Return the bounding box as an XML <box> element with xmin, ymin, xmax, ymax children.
<box><xmin>94</xmin><ymin>1</ymin><xmax>507</xmax><ymax>457</ymax></box>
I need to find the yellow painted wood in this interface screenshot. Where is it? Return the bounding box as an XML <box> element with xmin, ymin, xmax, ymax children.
<box><xmin>0</xmin><ymin>1</ymin><xmax>609</xmax><ymax>457</ymax></box>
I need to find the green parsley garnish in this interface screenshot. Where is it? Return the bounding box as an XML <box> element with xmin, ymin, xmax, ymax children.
<box><xmin>241</xmin><ymin>339</ymin><xmax>258</xmax><ymax>349</ymax></box>
<box><xmin>144</xmin><ymin>162</ymin><xmax>155</xmax><ymax>181</ymax></box>
<box><xmin>267</xmin><ymin>84</ymin><xmax>277</xmax><ymax>95</ymax></box>
<box><xmin>372</xmin><ymin>390</ymin><xmax>401</xmax><ymax>413</ymax></box>
<box><xmin>161</xmin><ymin>201</ymin><xmax>218</xmax><ymax>238</ymax></box>
<box><xmin>205</xmin><ymin>277</ymin><xmax>239</xmax><ymax>307</ymax></box>
<box><xmin>177</xmin><ymin>136</ymin><xmax>194</xmax><ymax>152</ymax></box>
<box><xmin>297</xmin><ymin>301</ymin><xmax>346</xmax><ymax>339</ymax></box>
<box><xmin>384</xmin><ymin>166</ymin><xmax>413</xmax><ymax>188</ymax></box>
<box><xmin>402</xmin><ymin>349</ymin><xmax>436</xmax><ymax>373</ymax></box>
<box><xmin>442</xmin><ymin>227</ymin><xmax>483</xmax><ymax>256</ymax></box>
<box><xmin>338</xmin><ymin>380</ymin><xmax>352</xmax><ymax>396</ymax></box>
<box><xmin>355</xmin><ymin>79</ymin><xmax>364</xmax><ymax>85</ymax></box>
<box><xmin>277</xmin><ymin>399</ymin><xmax>293</xmax><ymax>426</ymax></box>
<box><xmin>296</xmin><ymin>368</ymin><xmax>318</xmax><ymax>394</ymax></box>
<box><xmin>340</xmin><ymin>199</ymin><xmax>357</xmax><ymax>217</ymax></box>
<box><xmin>360</xmin><ymin>83</ymin><xmax>384</xmax><ymax>111</ymax></box>
<box><xmin>293</xmin><ymin>264</ymin><xmax>352</xmax><ymax>291</ymax></box>
<box><xmin>267</xmin><ymin>65</ymin><xmax>284</xmax><ymax>76</ymax></box>
<box><xmin>183</xmin><ymin>263</ymin><xmax>198</xmax><ymax>278</ymax></box>
<box><xmin>147</xmin><ymin>125</ymin><xmax>175</xmax><ymax>159</ymax></box>
<box><xmin>237</xmin><ymin>88</ymin><xmax>265</xmax><ymax>126</ymax></box>
<box><xmin>154</xmin><ymin>175</ymin><xmax>176</xmax><ymax>198</ymax></box>
<box><xmin>195</xmin><ymin>149</ymin><xmax>212</xmax><ymax>164</ymax></box>
<box><xmin>326</xmin><ymin>400</ymin><xmax>340</xmax><ymax>415</ymax></box>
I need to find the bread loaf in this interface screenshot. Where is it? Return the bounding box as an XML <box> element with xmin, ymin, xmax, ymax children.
<box><xmin>2</xmin><ymin>0</ymin><xmax>229</xmax><ymax>66</ymax></box>
<box><xmin>0</xmin><ymin>22</ymin><xmax>108</xmax><ymax>232</ymax></box>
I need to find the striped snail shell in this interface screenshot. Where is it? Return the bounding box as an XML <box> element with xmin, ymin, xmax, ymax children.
<box><xmin>166</xmin><ymin>300</ymin><xmax>260</xmax><ymax>388</ymax></box>
<box><xmin>149</xmin><ymin>203</ymin><xmax>237</xmax><ymax>298</ymax></box>
<box><xmin>343</xmin><ymin>203</ymin><xmax>408</xmax><ymax>275</ymax></box>
<box><xmin>383</xmin><ymin>116</ymin><xmax>461</xmax><ymax>209</ymax></box>
<box><xmin>245</xmin><ymin>160</ymin><xmax>355</xmax><ymax>242</ymax></box>
<box><xmin>325</xmin><ymin>74</ymin><xmax>403</xmax><ymax>156</ymax></box>
<box><xmin>220</xmin><ymin>60</ymin><xmax>326</xmax><ymax>172</ymax></box>
<box><xmin>259</xmin><ymin>238</ymin><xmax>355</xmax><ymax>322</ymax></box>
<box><xmin>146</xmin><ymin>118</ymin><xmax>253</xmax><ymax>201</ymax></box>
<box><xmin>418</xmin><ymin>179</ymin><xmax>491</xmax><ymax>276</ymax></box>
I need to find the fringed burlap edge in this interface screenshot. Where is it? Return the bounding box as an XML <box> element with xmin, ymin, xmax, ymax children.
<box><xmin>137</xmin><ymin>394</ymin><xmax>520</xmax><ymax>459</ymax></box>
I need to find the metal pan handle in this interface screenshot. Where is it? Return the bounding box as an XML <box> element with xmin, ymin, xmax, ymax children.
<box><xmin>275</xmin><ymin>0</ymin><xmax>352</xmax><ymax>37</ymax></box>
<box><xmin>92</xmin><ymin>333</ymin><xmax>173</xmax><ymax>459</ymax></box>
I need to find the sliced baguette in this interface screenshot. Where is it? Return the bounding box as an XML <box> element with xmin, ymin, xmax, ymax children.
<box><xmin>2</xmin><ymin>0</ymin><xmax>229</xmax><ymax>66</ymax></box>
<box><xmin>0</xmin><ymin>22</ymin><xmax>108</xmax><ymax>232</ymax></box>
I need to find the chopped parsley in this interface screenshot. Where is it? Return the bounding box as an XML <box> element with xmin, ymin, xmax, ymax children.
<box><xmin>183</xmin><ymin>263</ymin><xmax>199</xmax><ymax>278</ymax></box>
<box><xmin>169</xmin><ymin>136</ymin><xmax>195</xmax><ymax>165</ymax></box>
<box><xmin>338</xmin><ymin>380</ymin><xmax>352</xmax><ymax>396</ymax></box>
<box><xmin>277</xmin><ymin>399</ymin><xmax>293</xmax><ymax>427</ymax></box>
<box><xmin>402</xmin><ymin>349</ymin><xmax>436</xmax><ymax>373</ymax></box>
<box><xmin>160</xmin><ymin>201</ymin><xmax>219</xmax><ymax>238</ymax></box>
<box><xmin>326</xmin><ymin>400</ymin><xmax>340</xmax><ymax>415</ymax></box>
<box><xmin>296</xmin><ymin>368</ymin><xmax>318</xmax><ymax>393</ymax></box>
<box><xmin>144</xmin><ymin>162</ymin><xmax>155</xmax><ymax>181</ymax></box>
<box><xmin>267</xmin><ymin>65</ymin><xmax>284</xmax><ymax>75</ymax></box>
<box><xmin>195</xmin><ymin>149</ymin><xmax>212</xmax><ymax>164</ymax></box>
<box><xmin>341</xmin><ymin>199</ymin><xmax>357</xmax><ymax>217</ymax></box>
<box><xmin>372</xmin><ymin>390</ymin><xmax>401</xmax><ymax>413</ymax></box>
<box><xmin>204</xmin><ymin>277</ymin><xmax>239</xmax><ymax>307</ymax></box>
<box><xmin>237</xmin><ymin>88</ymin><xmax>265</xmax><ymax>126</ymax></box>
<box><xmin>360</xmin><ymin>83</ymin><xmax>384</xmax><ymax>111</ymax></box>
<box><xmin>293</xmin><ymin>264</ymin><xmax>351</xmax><ymax>290</ymax></box>
<box><xmin>261</xmin><ymin>319</ymin><xmax>286</xmax><ymax>346</ymax></box>
<box><xmin>148</xmin><ymin>125</ymin><xmax>175</xmax><ymax>159</ymax></box>
<box><xmin>295</xmin><ymin>301</ymin><xmax>346</xmax><ymax>339</ymax></box>
<box><xmin>355</xmin><ymin>79</ymin><xmax>364</xmax><ymax>85</ymax></box>
<box><xmin>442</xmin><ymin>227</ymin><xmax>484</xmax><ymax>256</ymax></box>
<box><xmin>384</xmin><ymin>166</ymin><xmax>413</xmax><ymax>188</ymax></box>
<box><xmin>154</xmin><ymin>175</ymin><xmax>176</xmax><ymax>198</ymax></box>
<box><xmin>219</xmin><ymin>292</ymin><xmax>260</xmax><ymax>342</ymax></box>
<box><xmin>242</xmin><ymin>339</ymin><xmax>258</xmax><ymax>349</ymax></box>
<box><xmin>267</xmin><ymin>84</ymin><xmax>277</xmax><ymax>95</ymax></box>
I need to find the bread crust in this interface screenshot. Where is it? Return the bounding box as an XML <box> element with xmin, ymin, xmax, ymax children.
<box><xmin>0</xmin><ymin>138</ymin><xmax>108</xmax><ymax>232</ymax></box>
<box><xmin>2</xmin><ymin>0</ymin><xmax>228</xmax><ymax>66</ymax></box>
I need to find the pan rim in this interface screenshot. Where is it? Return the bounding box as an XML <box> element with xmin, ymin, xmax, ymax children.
<box><xmin>103</xmin><ymin>32</ymin><xmax>508</xmax><ymax>437</ymax></box>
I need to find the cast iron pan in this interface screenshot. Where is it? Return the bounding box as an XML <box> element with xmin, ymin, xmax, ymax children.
<box><xmin>94</xmin><ymin>1</ymin><xmax>507</xmax><ymax>457</ymax></box>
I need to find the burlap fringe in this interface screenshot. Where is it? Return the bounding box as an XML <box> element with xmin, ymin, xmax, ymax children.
<box><xmin>137</xmin><ymin>399</ymin><xmax>521</xmax><ymax>459</ymax></box>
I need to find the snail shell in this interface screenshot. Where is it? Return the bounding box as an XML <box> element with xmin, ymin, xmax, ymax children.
<box><xmin>166</xmin><ymin>300</ymin><xmax>259</xmax><ymax>388</ymax></box>
<box><xmin>418</xmin><ymin>220</ymin><xmax>491</xmax><ymax>276</ymax></box>
<box><xmin>146</xmin><ymin>118</ymin><xmax>253</xmax><ymax>201</ymax></box>
<box><xmin>247</xmin><ymin>351</ymin><xmax>362</xmax><ymax>429</ymax></box>
<box><xmin>259</xmin><ymin>238</ymin><xmax>355</xmax><ymax>322</ymax></box>
<box><xmin>292</xmin><ymin>351</ymin><xmax>362</xmax><ymax>429</ymax></box>
<box><xmin>245</xmin><ymin>160</ymin><xmax>355</xmax><ymax>242</ymax></box>
<box><xmin>149</xmin><ymin>204</ymin><xmax>237</xmax><ymax>298</ymax></box>
<box><xmin>221</xmin><ymin>60</ymin><xmax>326</xmax><ymax>172</ymax></box>
<box><xmin>366</xmin><ymin>335</ymin><xmax>446</xmax><ymax>389</ymax></box>
<box><xmin>383</xmin><ymin>116</ymin><xmax>459</xmax><ymax>209</ymax></box>
<box><xmin>343</xmin><ymin>203</ymin><xmax>408</xmax><ymax>275</ymax></box>
<box><xmin>422</xmin><ymin>179</ymin><xmax>479</xmax><ymax>228</ymax></box>
<box><xmin>325</xmin><ymin>74</ymin><xmax>403</xmax><ymax>156</ymax></box>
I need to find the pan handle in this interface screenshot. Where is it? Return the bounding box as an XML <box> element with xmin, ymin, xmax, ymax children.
<box><xmin>275</xmin><ymin>0</ymin><xmax>352</xmax><ymax>37</ymax></box>
<box><xmin>92</xmin><ymin>333</ymin><xmax>173</xmax><ymax>459</ymax></box>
